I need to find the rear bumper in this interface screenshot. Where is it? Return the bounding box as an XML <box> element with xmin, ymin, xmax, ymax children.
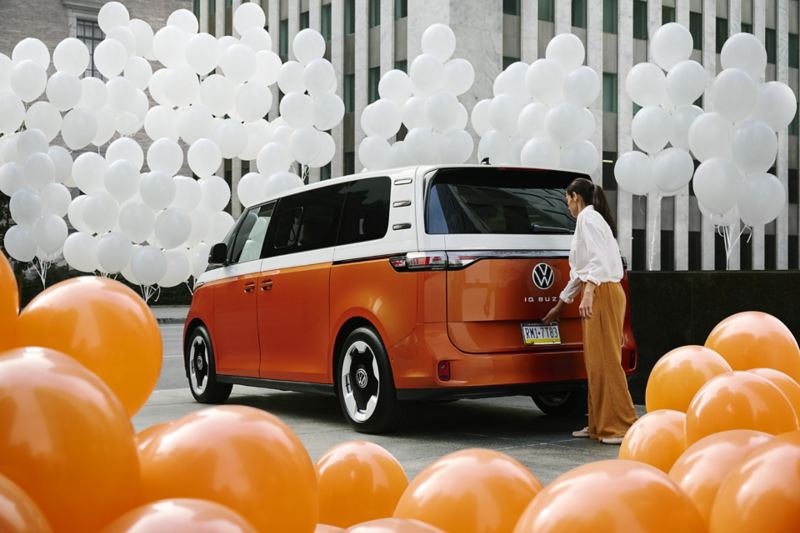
<box><xmin>396</xmin><ymin>379</ymin><xmax>588</xmax><ymax>401</ymax></box>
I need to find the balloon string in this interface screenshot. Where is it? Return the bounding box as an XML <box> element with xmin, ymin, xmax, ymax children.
<box><xmin>185</xmin><ymin>281</ymin><xmax>195</xmax><ymax>296</ymax></box>
<box><xmin>647</xmin><ymin>193</ymin><xmax>662</xmax><ymax>271</ymax></box>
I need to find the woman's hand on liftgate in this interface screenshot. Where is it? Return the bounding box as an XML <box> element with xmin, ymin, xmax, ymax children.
<box><xmin>542</xmin><ymin>301</ymin><xmax>563</xmax><ymax>325</ymax></box>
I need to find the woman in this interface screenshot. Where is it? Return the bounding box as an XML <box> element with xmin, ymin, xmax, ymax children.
<box><xmin>542</xmin><ymin>177</ymin><xmax>637</xmax><ymax>445</ymax></box>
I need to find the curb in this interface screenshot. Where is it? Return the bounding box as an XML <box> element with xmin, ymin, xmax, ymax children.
<box><xmin>156</xmin><ymin>318</ymin><xmax>186</xmax><ymax>325</ymax></box>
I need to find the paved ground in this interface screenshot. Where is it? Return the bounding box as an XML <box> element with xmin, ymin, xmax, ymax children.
<box><xmin>138</xmin><ymin>317</ymin><xmax>644</xmax><ymax>484</ymax></box>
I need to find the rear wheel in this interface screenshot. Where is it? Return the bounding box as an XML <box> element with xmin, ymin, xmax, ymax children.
<box><xmin>186</xmin><ymin>325</ymin><xmax>232</xmax><ymax>404</ymax></box>
<box><xmin>532</xmin><ymin>388</ymin><xmax>587</xmax><ymax>417</ymax></box>
<box><xmin>335</xmin><ymin>327</ymin><xmax>400</xmax><ymax>434</ymax></box>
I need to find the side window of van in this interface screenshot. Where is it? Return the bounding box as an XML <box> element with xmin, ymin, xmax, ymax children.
<box><xmin>267</xmin><ymin>184</ymin><xmax>348</xmax><ymax>256</ymax></box>
<box><xmin>229</xmin><ymin>202</ymin><xmax>275</xmax><ymax>264</ymax></box>
<box><xmin>338</xmin><ymin>177</ymin><xmax>391</xmax><ymax>245</ymax></box>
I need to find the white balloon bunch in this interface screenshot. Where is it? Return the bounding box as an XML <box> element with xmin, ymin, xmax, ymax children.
<box><xmin>358</xmin><ymin>23</ymin><xmax>476</xmax><ymax>170</ymax></box>
<box><xmin>473</xmin><ymin>33</ymin><xmax>600</xmax><ymax>174</ymax></box>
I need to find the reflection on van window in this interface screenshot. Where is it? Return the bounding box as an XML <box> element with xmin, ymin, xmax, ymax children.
<box><xmin>339</xmin><ymin>177</ymin><xmax>391</xmax><ymax>245</ymax></box>
<box><xmin>426</xmin><ymin>169</ymin><xmax>577</xmax><ymax>235</ymax></box>
<box><xmin>230</xmin><ymin>203</ymin><xmax>275</xmax><ymax>263</ymax></box>
<box><xmin>268</xmin><ymin>184</ymin><xmax>349</xmax><ymax>256</ymax></box>
<box><xmin>273</xmin><ymin>207</ymin><xmax>304</xmax><ymax>249</ymax></box>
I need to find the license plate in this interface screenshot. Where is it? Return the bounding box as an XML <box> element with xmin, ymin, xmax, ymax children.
<box><xmin>521</xmin><ymin>323</ymin><xmax>561</xmax><ymax>346</ymax></box>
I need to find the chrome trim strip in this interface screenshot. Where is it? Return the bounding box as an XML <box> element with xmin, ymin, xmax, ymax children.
<box><xmin>445</xmin><ymin>250</ymin><xmax>570</xmax><ymax>259</ymax></box>
<box><xmin>394</xmin><ymin>178</ymin><xmax>413</xmax><ymax>185</ymax></box>
<box><xmin>392</xmin><ymin>200</ymin><xmax>412</xmax><ymax>207</ymax></box>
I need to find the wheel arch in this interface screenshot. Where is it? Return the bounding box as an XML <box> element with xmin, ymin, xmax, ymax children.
<box><xmin>184</xmin><ymin>318</ymin><xmax>208</xmax><ymax>377</ymax></box>
<box><xmin>332</xmin><ymin>316</ymin><xmax>396</xmax><ymax>393</ymax></box>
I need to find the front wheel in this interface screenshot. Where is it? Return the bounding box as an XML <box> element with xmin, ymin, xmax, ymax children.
<box><xmin>186</xmin><ymin>325</ymin><xmax>232</xmax><ymax>404</ymax></box>
<box><xmin>335</xmin><ymin>327</ymin><xmax>400</xmax><ymax>433</ymax></box>
<box><xmin>532</xmin><ymin>388</ymin><xmax>587</xmax><ymax>417</ymax></box>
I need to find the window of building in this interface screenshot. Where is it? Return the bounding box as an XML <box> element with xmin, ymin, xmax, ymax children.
<box><xmin>321</xmin><ymin>163</ymin><xmax>332</xmax><ymax>181</ymax></box>
<box><xmin>344</xmin><ymin>151</ymin><xmax>355</xmax><ymax>175</ymax></box>
<box><xmin>790</xmin><ymin>235</ymin><xmax>798</xmax><ymax>270</ymax></box>
<box><xmin>344</xmin><ymin>74</ymin><xmax>355</xmax><ymax>112</ymax></box>
<box><xmin>790</xmin><ymin>33</ymin><xmax>799</xmax><ymax>68</ymax></box>
<box><xmin>690</xmin><ymin>12</ymin><xmax>702</xmax><ymax>50</ymax></box>
<box><xmin>633</xmin><ymin>102</ymin><xmax>642</xmax><ymax>116</ymax></box>
<box><xmin>790</xmin><ymin>110</ymin><xmax>799</xmax><ymax>136</ymax></box>
<box><xmin>279</xmin><ymin>19</ymin><xmax>289</xmax><ymax>59</ymax></box>
<box><xmin>603</xmin><ymin>73</ymin><xmax>617</xmax><ymax>113</ymax></box>
<box><xmin>394</xmin><ymin>59</ymin><xmax>407</xmax><ymax>72</ymax></box>
<box><xmin>368</xmin><ymin>66</ymin><xmax>380</xmax><ymax>103</ymax></box>
<box><xmin>742</xmin><ymin>22</ymin><xmax>753</xmax><ymax>33</ymax></box>
<box><xmin>300</xmin><ymin>11</ymin><xmax>310</xmax><ymax>29</ymax></box>
<box><xmin>345</xmin><ymin>0</ymin><xmax>355</xmax><ymax>34</ymax></box>
<box><xmin>395</xmin><ymin>0</ymin><xmax>408</xmax><ymax>19</ymax></box>
<box><xmin>604</xmin><ymin>0</ymin><xmax>617</xmax><ymax>34</ymax></box>
<box><xmin>662</xmin><ymin>5</ymin><xmax>675</xmax><ymax>23</ymax></box>
<box><xmin>789</xmin><ymin>169</ymin><xmax>798</xmax><ymax>204</ymax></box>
<box><xmin>572</xmin><ymin>0</ymin><xmax>587</xmax><ymax>28</ymax></box>
<box><xmin>369</xmin><ymin>0</ymin><xmax>381</xmax><ymax>27</ymax></box>
<box><xmin>504</xmin><ymin>0</ymin><xmax>520</xmax><ymax>15</ymax></box>
<box><xmin>766</xmin><ymin>28</ymin><xmax>776</xmax><ymax>64</ymax></box>
<box><xmin>539</xmin><ymin>0</ymin><xmax>555</xmax><ymax>22</ymax></box>
<box><xmin>225</xmin><ymin>0</ymin><xmax>233</xmax><ymax>34</ymax></box>
<box><xmin>338</xmin><ymin>177</ymin><xmax>391</xmax><ymax>245</ymax></box>
<box><xmin>633</xmin><ymin>1</ymin><xmax>648</xmax><ymax>40</ymax></box>
<box><xmin>503</xmin><ymin>56</ymin><xmax>519</xmax><ymax>70</ymax></box>
<box><xmin>602</xmin><ymin>152</ymin><xmax>617</xmax><ymax>191</ymax></box>
<box><xmin>716</xmin><ymin>18</ymin><xmax>728</xmax><ymax>53</ymax></box>
<box><xmin>76</xmin><ymin>19</ymin><xmax>104</xmax><ymax>78</ymax></box>
<box><xmin>322</xmin><ymin>4</ymin><xmax>332</xmax><ymax>40</ymax></box>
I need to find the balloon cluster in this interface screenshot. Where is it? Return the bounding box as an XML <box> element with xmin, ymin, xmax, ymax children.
<box><xmin>358</xmin><ymin>23</ymin><xmax>476</xmax><ymax>170</ymax></box>
<box><xmin>2</xmin><ymin>253</ymin><xmax>800</xmax><ymax>532</ymax></box>
<box><xmin>472</xmin><ymin>33</ymin><xmax>600</xmax><ymax>174</ymax></box>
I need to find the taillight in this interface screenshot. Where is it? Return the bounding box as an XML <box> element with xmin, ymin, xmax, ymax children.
<box><xmin>437</xmin><ymin>361</ymin><xmax>451</xmax><ymax>381</ymax></box>
<box><xmin>389</xmin><ymin>251</ymin><xmax>447</xmax><ymax>271</ymax></box>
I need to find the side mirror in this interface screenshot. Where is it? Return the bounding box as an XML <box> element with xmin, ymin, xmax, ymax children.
<box><xmin>208</xmin><ymin>242</ymin><xmax>228</xmax><ymax>267</ymax></box>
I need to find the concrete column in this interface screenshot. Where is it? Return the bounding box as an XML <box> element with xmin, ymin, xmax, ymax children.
<box><xmin>752</xmin><ymin>0</ymin><xmax>766</xmax><ymax>268</ymax></box>
<box><xmin>674</xmin><ymin>0</ymin><xmax>690</xmax><ymax>270</ymax></box>
<box><xmin>215</xmin><ymin>0</ymin><xmax>225</xmax><ymax>39</ymax></box>
<box><xmin>777</xmin><ymin>0</ymin><xmax>789</xmax><ymax>269</ymax></box>
<box><xmin>310</xmin><ymin>0</ymin><xmax>322</xmax><ymax>29</ymax></box>
<box><xmin>555</xmin><ymin>0</ymin><xmax>571</xmax><ymax>34</ymax></box>
<box><xmin>268</xmin><ymin>0</ymin><xmax>280</xmax><ymax>121</ymax></box>
<box><xmin>646</xmin><ymin>0</ymin><xmax>663</xmax><ymax>270</ymax></box>
<box><xmin>289</xmin><ymin>0</ymin><xmax>300</xmax><ymax>60</ymax></box>
<box><xmin>354</xmin><ymin>0</ymin><xmax>368</xmax><ymax>171</ymax></box>
<box><xmin>618</xmin><ymin>0</ymin><xmax>634</xmax><ymax>263</ymax></box>
<box><xmin>407</xmin><ymin>0</ymin><xmax>449</xmax><ymax>58</ymax></box>
<box><xmin>728</xmin><ymin>0</ymin><xmax>743</xmax><ymax>270</ymax></box>
<box><xmin>232</xmin><ymin>0</ymin><xmax>243</xmax><ymax>216</ymax></box>
<box><xmin>701</xmin><ymin>0</ymin><xmax>717</xmax><ymax>270</ymax></box>
<box><xmin>331</xmin><ymin>0</ymin><xmax>345</xmax><ymax>177</ymax></box>
<box><xmin>380</xmin><ymin>0</ymin><xmax>394</xmax><ymax>75</ymax></box>
<box><xmin>199</xmin><ymin>0</ymin><xmax>209</xmax><ymax>33</ymax></box>
<box><xmin>587</xmin><ymin>0</ymin><xmax>603</xmax><ymax>184</ymax></box>
<box><xmin>232</xmin><ymin>0</ymin><xmax>243</xmax><ymax>37</ymax></box>
<box><xmin>520</xmin><ymin>0</ymin><xmax>538</xmax><ymax>63</ymax></box>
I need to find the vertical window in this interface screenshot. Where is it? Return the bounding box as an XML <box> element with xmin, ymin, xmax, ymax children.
<box><xmin>766</xmin><ymin>28</ymin><xmax>777</xmax><ymax>64</ymax></box>
<box><xmin>394</xmin><ymin>0</ymin><xmax>408</xmax><ymax>19</ymax></box>
<box><xmin>321</xmin><ymin>163</ymin><xmax>332</xmax><ymax>181</ymax></box>
<box><xmin>539</xmin><ymin>0</ymin><xmax>555</xmax><ymax>22</ymax></box>
<box><xmin>502</xmin><ymin>56</ymin><xmax>518</xmax><ymax>69</ymax></box>
<box><xmin>322</xmin><ymin>4</ymin><xmax>332</xmax><ymax>40</ymax></box>
<box><xmin>716</xmin><ymin>18</ymin><xmax>728</xmax><ymax>53</ymax></box>
<box><xmin>369</xmin><ymin>0</ymin><xmax>381</xmax><ymax>27</ymax></box>
<box><xmin>209</xmin><ymin>0</ymin><xmax>216</xmax><ymax>34</ymax></box>
<box><xmin>742</xmin><ymin>22</ymin><xmax>753</xmax><ymax>33</ymax></box>
<box><xmin>344</xmin><ymin>152</ymin><xmax>355</xmax><ymax>175</ymax></box>
<box><xmin>344</xmin><ymin>74</ymin><xmax>355</xmax><ymax>112</ymax></box>
<box><xmin>572</xmin><ymin>0</ymin><xmax>587</xmax><ymax>28</ymax></box>
<box><xmin>603</xmin><ymin>73</ymin><xmax>617</xmax><ymax>113</ymax></box>
<box><xmin>602</xmin><ymin>152</ymin><xmax>617</xmax><ymax>191</ymax></box>
<box><xmin>504</xmin><ymin>0</ymin><xmax>520</xmax><ymax>15</ymax></box>
<box><xmin>690</xmin><ymin>12</ymin><xmax>702</xmax><ymax>50</ymax></box>
<box><xmin>76</xmin><ymin>19</ymin><xmax>104</xmax><ymax>78</ymax></box>
<box><xmin>231</xmin><ymin>203</ymin><xmax>275</xmax><ymax>264</ymax></box>
<box><xmin>633</xmin><ymin>1</ymin><xmax>648</xmax><ymax>40</ymax></box>
<box><xmin>662</xmin><ymin>5</ymin><xmax>675</xmax><ymax>23</ymax></box>
<box><xmin>279</xmin><ymin>19</ymin><xmax>289</xmax><ymax>59</ymax></box>
<box><xmin>604</xmin><ymin>0</ymin><xmax>617</xmax><ymax>34</ymax></box>
<box><xmin>791</xmin><ymin>34</ymin><xmax>799</xmax><ymax>69</ymax></box>
<box><xmin>338</xmin><ymin>177</ymin><xmax>391</xmax><ymax>245</ymax></box>
<box><xmin>394</xmin><ymin>59</ymin><xmax>407</xmax><ymax>72</ymax></box>
<box><xmin>225</xmin><ymin>0</ymin><xmax>232</xmax><ymax>34</ymax></box>
<box><xmin>368</xmin><ymin>66</ymin><xmax>380</xmax><ymax>103</ymax></box>
<box><xmin>345</xmin><ymin>0</ymin><xmax>355</xmax><ymax>34</ymax></box>
<box><xmin>300</xmin><ymin>11</ymin><xmax>310</xmax><ymax>29</ymax></box>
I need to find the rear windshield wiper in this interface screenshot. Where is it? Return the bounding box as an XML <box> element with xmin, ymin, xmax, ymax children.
<box><xmin>531</xmin><ymin>224</ymin><xmax>574</xmax><ymax>234</ymax></box>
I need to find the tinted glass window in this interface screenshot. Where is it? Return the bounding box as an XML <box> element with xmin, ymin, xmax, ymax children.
<box><xmin>230</xmin><ymin>202</ymin><xmax>275</xmax><ymax>263</ymax></box>
<box><xmin>339</xmin><ymin>177</ymin><xmax>391</xmax><ymax>245</ymax></box>
<box><xmin>425</xmin><ymin>169</ymin><xmax>576</xmax><ymax>235</ymax></box>
<box><xmin>267</xmin><ymin>184</ymin><xmax>348</xmax><ymax>256</ymax></box>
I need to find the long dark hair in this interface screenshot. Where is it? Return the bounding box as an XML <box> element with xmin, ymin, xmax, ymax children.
<box><xmin>566</xmin><ymin>177</ymin><xmax>617</xmax><ymax>237</ymax></box>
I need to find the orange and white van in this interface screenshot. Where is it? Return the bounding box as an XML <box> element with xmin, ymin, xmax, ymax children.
<box><xmin>184</xmin><ymin>165</ymin><xmax>637</xmax><ymax>433</ymax></box>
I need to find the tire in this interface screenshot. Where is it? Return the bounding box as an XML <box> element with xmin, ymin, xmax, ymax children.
<box><xmin>335</xmin><ymin>327</ymin><xmax>400</xmax><ymax>433</ymax></box>
<box><xmin>185</xmin><ymin>325</ymin><xmax>233</xmax><ymax>404</ymax></box>
<box><xmin>532</xmin><ymin>388</ymin><xmax>587</xmax><ymax>417</ymax></box>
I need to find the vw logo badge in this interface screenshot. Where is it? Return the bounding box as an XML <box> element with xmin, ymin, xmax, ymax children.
<box><xmin>532</xmin><ymin>263</ymin><xmax>555</xmax><ymax>290</ymax></box>
<box><xmin>355</xmin><ymin>368</ymin><xmax>369</xmax><ymax>389</ymax></box>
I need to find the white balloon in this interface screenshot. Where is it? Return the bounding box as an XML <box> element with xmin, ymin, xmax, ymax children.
<box><xmin>278</xmin><ymin>60</ymin><xmax>305</xmax><ymax>94</ymax></box>
<box><xmin>449</xmin><ymin>103</ymin><xmax>469</xmax><ymax>133</ymax></box>
<box><xmin>102</xmin><ymin>107</ymin><xmax>128</xmax><ymax>144</ymax></box>
<box><xmin>737</xmin><ymin>172</ymin><xmax>786</xmax><ymax>227</ymax></box>
<box><xmin>402</xmin><ymin>96</ymin><xmax>430</xmax><ymax>130</ymax></box>
<box><xmin>12</xmin><ymin>38</ymin><xmax>50</xmax><ymax>69</ymax></box>
<box><xmin>559</xmin><ymin>140</ymin><xmax>599</xmax><ymax>174</ymax></box>
<box><xmin>545</xmin><ymin>33</ymin><xmax>585</xmax><ymax>72</ymax></box>
<box><xmin>520</xmin><ymin>137</ymin><xmax>560</xmax><ymax>169</ymax></box>
<box><xmin>237</xmin><ymin>172</ymin><xmax>267</xmax><ymax>207</ymax></box>
<box><xmin>251</xmin><ymin>50</ymin><xmax>283</xmax><ymax>85</ymax></box>
<box><xmin>218</xmin><ymin>35</ymin><xmax>240</xmax><ymax>55</ymax></box>
<box><xmin>303</xmin><ymin>58</ymin><xmax>336</xmax><ymax>96</ymax></box>
<box><xmin>24</xmin><ymin>153</ymin><xmax>55</xmax><ymax>191</ymax></box>
<box><xmin>443</xmin><ymin>58</ymin><xmax>474</xmax><ymax>96</ymax></box>
<box><xmin>651</xmin><ymin>23</ymin><xmax>694</xmax><ymax>70</ymax></box>
<box><xmin>178</xmin><ymin>104</ymin><xmax>215</xmax><ymax>144</ymax></box>
<box><xmin>140</xmin><ymin>171</ymin><xmax>176</xmax><ymax>211</ymax></box>
<box><xmin>220</xmin><ymin>44</ymin><xmax>257</xmax><ymax>84</ymax></box>
<box><xmin>63</xmin><ymin>232</ymin><xmax>98</xmax><ymax>272</ymax></box>
<box><xmin>563</xmin><ymin>66</ymin><xmax>600</xmax><ymax>108</ymax></box>
<box><xmin>425</xmin><ymin>92</ymin><xmax>461</xmax><ymax>133</ymax></box>
<box><xmin>40</xmin><ymin>183</ymin><xmax>71</xmax><ymax>217</ymax></box>
<box><xmin>410</xmin><ymin>54</ymin><xmax>444</xmax><ymax>96</ymax></box>
<box><xmin>721</xmin><ymin>32</ymin><xmax>767</xmax><ymax>80</ymax></box>
<box><xmin>171</xmin><ymin>176</ymin><xmax>203</xmax><ymax>211</ymax></box>
<box><xmin>16</xmin><ymin>128</ymin><xmax>48</xmax><ymax>161</ymax></box>
<box><xmin>10</xmin><ymin>188</ymin><xmax>42</xmax><ymax>225</ymax></box>
<box><xmin>72</xmin><ymin>152</ymin><xmax>108</xmax><ymax>195</ymax></box>
<box><xmin>0</xmin><ymin>93</ymin><xmax>24</xmax><ymax>135</ymax></box>
<box><xmin>614</xmin><ymin>151</ymin><xmax>656</xmax><ymax>196</ymax></box>
<box><xmin>208</xmin><ymin>211</ymin><xmax>235</xmax><ymax>244</ymax></box>
<box><xmin>131</xmin><ymin>246</ymin><xmax>167</xmax><ymax>286</ymax></box>
<box><xmin>525</xmin><ymin>59</ymin><xmax>565</xmax><ymax>104</ymax></box>
<box><xmin>148</xmin><ymin>68</ymin><xmax>171</xmax><ymax>107</ymax></box>
<box><xmin>404</xmin><ymin>127</ymin><xmax>442</xmax><ymax>164</ymax></box>
<box><xmin>185</xmin><ymin>208</ymin><xmax>210</xmax><ymax>247</ymax></box>
<box><xmin>144</xmin><ymin>105</ymin><xmax>179</xmax><ymax>142</ymax></box>
<box><xmin>631</xmin><ymin>106</ymin><xmax>672</xmax><ymax>154</ymax></box>
<box><xmin>358</xmin><ymin>136</ymin><xmax>391</xmax><ymax>170</ymax></box>
<box><xmin>440</xmin><ymin>129</ymin><xmax>474</xmax><ymax>164</ymax></box>
<box><xmin>242</xmin><ymin>28</ymin><xmax>272</xmax><ymax>52</ymax></box>
<box><xmin>652</xmin><ymin>147</ymin><xmax>694</xmax><ymax>195</ymax></box>
<box><xmin>289</xmin><ymin>127</ymin><xmax>322</xmax><ymax>166</ymax></box>
<box><xmin>107</xmin><ymin>26</ymin><xmax>137</xmax><ymax>57</ymax></box>
<box><xmin>293</xmin><ymin>29</ymin><xmax>326</xmax><ymax>65</ymax></box>
<box><xmin>494</xmin><ymin>62</ymin><xmax>530</xmax><ymax>101</ymax></box>
<box><xmin>33</xmin><ymin>214</ymin><xmax>68</xmax><ymax>255</ymax></box>
<box><xmin>200</xmin><ymin>175</ymin><xmax>231</xmax><ymax>212</ymax></box>
<box><xmin>380</xmin><ymin>70</ymin><xmax>413</xmax><ymax>106</ymax></box>
<box><xmin>163</xmin><ymin>66</ymin><xmax>200</xmax><ymax>108</ymax></box>
<box><xmin>0</xmin><ymin>54</ymin><xmax>10</xmax><ymax>93</ymax></box>
<box><xmin>4</xmin><ymin>225</ymin><xmax>36</xmax><ymax>262</ymax></box>
<box><xmin>665</xmin><ymin>60</ymin><xmax>705</xmax><ymax>107</ymax></box>
<box><xmin>96</xmin><ymin>232</ymin><xmax>133</xmax><ymax>273</ymax></box>
<box><xmin>751</xmin><ymin>81</ymin><xmax>797</xmax><ymax>132</ymax></box>
<box><xmin>307</xmin><ymin>131</ymin><xmax>335</xmax><ymax>168</ymax></box>
<box><xmin>190</xmin><ymin>242</ymin><xmax>211</xmax><ymax>278</ymax></box>
<box><xmin>278</xmin><ymin>92</ymin><xmax>312</xmax><ymax>129</ymax></box>
<box><xmin>168</xmin><ymin>8</ymin><xmax>199</xmax><ymax>34</ymax></box>
<box><xmin>185</xmin><ymin>32</ymin><xmax>221</xmax><ymax>76</ymax></box>
<box><xmin>387</xmin><ymin>140</ymin><xmax>410</xmax><ymax>168</ymax></box>
<box><xmin>698</xmin><ymin>201</ymin><xmax>741</xmax><ymax>228</ymax></box>
<box><xmin>45</xmin><ymin>71</ymin><xmax>81</xmax><ymax>111</ymax></box>
<box><xmin>106</xmin><ymin>137</ymin><xmax>144</xmax><ymax>170</ymax></box>
<box><xmin>576</xmin><ymin>108</ymin><xmax>596</xmax><ymax>141</ymax></box>
<box><xmin>688</xmin><ymin>112</ymin><xmax>733</xmax><ymax>162</ymax></box>
<box><xmin>104</xmin><ymin>76</ymin><xmax>136</xmax><ymax>115</ymax></box>
<box><xmin>129</xmin><ymin>18</ymin><xmax>155</xmax><ymax>58</ymax></box>
<box><xmin>489</xmin><ymin>94</ymin><xmax>525</xmax><ymax>137</ymax></box>
<box><xmin>362</xmin><ymin>99</ymin><xmax>403</xmax><ymax>139</ymax></box>
<box><xmin>199</xmin><ymin>74</ymin><xmax>236</xmax><ymax>117</ymax></box>
<box><xmin>153</xmin><ymin>26</ymin><xmax>189</xmax><ymax>68</ymax></box>
<box><xmin>313</xmin><ymin>93</ymin><xmax>345</xmax><ymax>131</ymax></box>
<box><xmin>669</xmin><ymin>105</ymin><xmax>703</xmax><ymax>150</ymax></box>
<box><xmin>94</xmin><ymin>39</ymin><xmax>129</xmax><ymax>79</ymax></box>
<box><xmin>147</xmin><ymin>138</ymin><xmax>184</xmax><ymax>175</ymax></box>
<box><xmin>264</xmin><ymin>171</ymin><xmax>303</xmax><ymax>198</ymax></box>
<box><xmin>257</xmin><ymin>142</ymin><xmax>293</xmax><ymax>176</ymax></box>
<box><xmin>98</xmin><ymin>2</ymin><xmax>130</xmax><ymax>33</ymax></box>
<box><xmin>119</xmin><ymin>201</ymin><xmax>156</xmax><ymax>243</ymax></box>
<box><xmin>124</xmin><ymin>56</ymin><xmax>152</xmax><ymax>91</ymax></box>
<box><xmin>711</xmin><ymin>68</ymin><xmax>757</xmax><ymax>123</ymax></box>
<box><xmin>233</xmin><ymin>2</ymin><xmax>267</xmax><ymax>35</ymax></box>
<box><xmin>545</xmin><ymin>103</ymin><xmax>585</xmax><ymax>147</ymax></box>
<box><xmin>0</xmin><ymin>162</ymin><xmax>24</xmax><ymax>197</ymax></box>
<box><xmin>104</xmin><ymin>160</ymin><xmax>140</xmax><ymax>202</ymax></box>
<box><xmin>693</xmin><ymin>158</ymin><xmax>744</xmax><ymax>216</ymax></box>
<box><xmin>626</xmin><ymin>62</ymin><xmax>668</xmax><ymax>108</ymax></box>
<box><xmin>160</xmin><ymin>249</ymin><xmax>192</xmax><ymax>287</ymax></box>
<box><xmin>25</xmin><ymin>101</ymin><xmax>62</xmax><ymax>141</ymax></box>
<box><xmin>48</xmin><ymin>146</ymin><xmax>73</xmax><ymax>184</ymax></box>
<box><xmin>155</xmin><ymin>207</ymin><xmax>192</xmax><ymax>249</ymax></box>
<box><xmin>68</xmin><ymin>195</ymin><xmax>92</xmax><ymax>234</ymax></box>
<box><xmin>10</xmin><ymin>60</ymin><xmax>47</xmax><ymax>102</ymax></box>
<box><xmin>83</xmin><ymin>191</ymin><xmax>120</xmax><ymax>234</ymax></box>
<box><xmin>477</xmin><ymin>130</ymin><xmax>512</xmax><ymax>164</ymax></box>
<box><xmin>731</xmin><ymin>120</ymin><xmax>778</xmax><ymax>175</ymax></box>
<box><xmin>53</xmin><ymin>38</ymin><xmax>89</xmax><ymax>76</ymax></box>
<box><xmin>241</xmin><ymin>119</ymin><xmax>272</xmax><ymax>161</ymax></box>
<box><xmin>421</xmin><ymin>24</ymin><xmax>456</xmax><ymax>63</ymax></box>
<box><xmin>212</xmin><ymin>119</ymin><xmax>248</xmax><ymax>159</ymax></box>
<box><xmin>61</xmin><ymin>108</ymin><xmax>97</xmax><ymax>150</ymax></box>
<box><xmin>76</xmin><ymin>77</ymin><xmax>107</xmax><ymax>111</ymax></box>
<box><xmin>235</xmin><ymin>81</ymin><xmax>272</xmax><ymax>123</ymax></box>
<box><xmin>188</xmin><ymin>138</ymin><xmax>222</xmax><ymax>178</ymax></box>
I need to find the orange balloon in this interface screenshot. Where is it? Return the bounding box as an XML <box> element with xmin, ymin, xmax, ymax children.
<box><xmin>317</xmin><ymin>441</ymin><xmax>408</xmax><ymax>527</ymax></box>
<box><xmin>101</xmin><ymin>498</ymin><xmax>257</xmax><ymax>533</ymax></box>
<box><xmin>393</xmin><ymin>449</ymin><xmax>542</xmax><ymax>533</ymax></box>
<box><xmin>136</xmin><ymin>422</ymin><xmax>173</xmax><ymax>451</ymax></box>
<box><xmin>705</xmin><ymin>311</ymin><xmax>800</xmax><ymax>382</ymax></box>
<box><xmin>748</xmin><ymin>368</ymin><xmax>800</xmax><ymax>416</ymax></box>
<box><xmin>668</xmin><ymin>430</ymin><xmax>773</xmax><ymax>526</ymax></box>
<box><xmin>708</xmin><ymin>431</ymin><xmax>800</xmax><ymax>532</ymax></box>
<box><xmin>685</xmin><ymin>371</ymin><xmax>799</xmax><ymax>444</ymax></box>
<box><xmin>139</xmin><ymin>405</ymin><xmax>317</xmax><ymax>532</ymax></box>
<box><xmin>346</xmin><ymin>518</ymin><xmax>445</xmax><ymax>532</ymax></box>
<box><xmin>619</xmin><ymin>410</ymin><xmax>687</xmax><ymax>473</ymax></box>
<box><xmin>0</xmin><ymin>347</ymin><xmax>141</xmax><ymax>532</ymax></box>
<box><xmin>0</xmin><ymin>251</ymin><xmax>18</xmax><ymax>351</ymax></box>
<box><xmin>0</xmin><ymin>474</ymin><xmax>52</xmax><ymax>533</ymax></box>
<box><xmin>15</xmin><ymin>276</ymin><xmax>162</xmax><ymax>416</ymax></box>
<box><xmin>316</xmin><ymin>525</ymin><xmax>345</xmax><ymax>533</ymax></box>
<box><xmin>645</xmin><ymin>345</ymin><xmax>732</xmax><ymax>412</ymax></box>
<box><xmin>513</xmin><ymin>460</ymin><xmax>705</xmax><ymax>533</ymax></box>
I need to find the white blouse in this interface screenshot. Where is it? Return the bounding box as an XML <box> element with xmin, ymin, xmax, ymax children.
<box><xmin>559</xmin><ymin>205</ymin><xmax>624</xmax><ymax>304</ymax></box>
